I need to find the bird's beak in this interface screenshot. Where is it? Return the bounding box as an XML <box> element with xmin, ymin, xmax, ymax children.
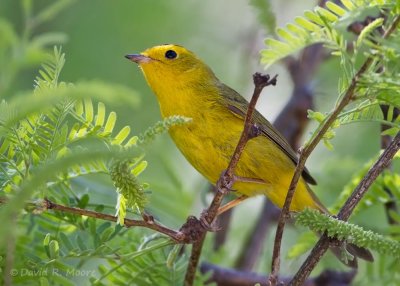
<box><xmin>125</xmin><ymin>54</ymin><xmax>151</xmax><ymax>64</ymax></box>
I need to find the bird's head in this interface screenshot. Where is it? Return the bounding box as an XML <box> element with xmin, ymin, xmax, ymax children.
<box><xmin>126</xmin><ymin>44</ymin><xmax>217</xmax><ymax>96</ymax></box>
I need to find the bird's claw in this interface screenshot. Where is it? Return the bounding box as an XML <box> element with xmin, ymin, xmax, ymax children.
<box><xmin>216</xmin><ymin>170</ymin><xmax>234</xmax><ymax>194</ymax></box>
<box><xmin>200</xmin><ymin>210</ymin><xmax>221</xmax><ymax>232</ymax></box>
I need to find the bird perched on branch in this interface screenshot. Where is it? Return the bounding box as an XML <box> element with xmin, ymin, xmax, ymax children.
<box><xmin>125</xmin><ymin>44</ymin><xmax>373</xmax><ymax>267</ymax></box>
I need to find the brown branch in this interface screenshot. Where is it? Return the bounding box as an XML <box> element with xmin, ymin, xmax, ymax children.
<box><xmin>269</xmin><ymin>15</ymin><xmax>400</xmax><ymax>285</ymax></box>
<box><xmin>290</xmin><ymin>131</ymin><xmax>400</xmax><ymax>285</ymax></box>
<box><xmin>201</xmin><ymin>262</ymin><xmax>356</xmax><ymax>286</ymax></box>
<box><xmin>337</xmin><ymin>133</ymin><xmax>400</xmax><ymax>221</ymax></box>
<box><xmin>43</xmin><ymin>198</ymin><xmax>185</xmax><ymax>242</ymax></box>
<box><xmin>184</xmin><ymin>73</ymin><xmax>278</xmax><ymax>286</ymax></box>
<box><xmin>236</xmin><ymin>43</ymin><xmax>325</xmax><ymax>271</ymax></box>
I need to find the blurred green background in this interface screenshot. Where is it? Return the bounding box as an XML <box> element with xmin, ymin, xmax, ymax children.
<box><xmin>0</xmin><ymin>0</ymin><xmax>393</xmax><ymax>284</ymax></box>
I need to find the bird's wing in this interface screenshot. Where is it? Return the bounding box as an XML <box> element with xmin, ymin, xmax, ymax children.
<box><xmin>217</xmin><ymin>82</ymin><xmax>317</xmax><ymax>185</ymax></box>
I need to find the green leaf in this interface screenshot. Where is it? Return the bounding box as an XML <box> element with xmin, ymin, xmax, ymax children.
<box><xmin>294</xmin><ymin>17</ymin><xmax>320</xmax><ymax>32</ymax></box>
<box><xmin>356</xmin><ymin>18</ymin><xmax>384</xmax><ymax>49</ymax></box>
<box><xmin>382</xmin><ymin>127</ymin><xmax>400</xmax><ymax>136</ymax></box>
<box><xmin>116</xmin><ymin>193</ymin><xmax>127</xmax><ymax>225</ymax></box>
<box><xmin>112</xmin><ymin>126</ymin><xmax>131</xmax><ymax>145</ymax></box>
<box><xmin>338</xmin><ymin>102</ymin><xmax>385</xmax><ymax>126</ymax></box>
<box><xmin>43</xmin><ymin>233</ymin><xmax>51</xmax><ymax>258</ymax></box>
<box><xmin>104</xmin><ymin>112</ymin><xmax>117</xmax><ymax>135</ymax></box>
<box><xmin>326</xmin><ymin>1</ymin><xmax>347</xmax><ymax>16</ymax></box>
<box><xmin>323</xmin><ymin>138</ymin><xmax>334</xmax><ymax>151</ymax></box>
<box><xmin>304</xmin><ymin>10</ymin><xmax>325</xmax><ymax>26</ymax></box>
<box><xmin>74</xmin><ymin>100</ymin><xmax>84</xmax><ymax>117</ymax></box>
<box><xmin>166</xmin><ymin>244</ymin><xmax>183</xmax><ymax>269</ymax></box>
<box><xmin>78</xmin><ymin>194</ymin><xmax>89</xmax><ymax>209</ymax></box>
<box><xmin>131</xmin><ymin>161</ymin><xmax>147</xmax><ymax>177</ymax></box>
<box><xmin>100</xmin><ymin>227</ymin><xmax>114</xmax><ymax>242</ymax></box>
<box><xmin>314</xmin><ymin>6</ymin><xmax>339</xmax><ymax>22</ymax></box>
<box><xmin>340</xmin><ymin>0</ymin><xmax>356</xmax><ymax>10</ymax></box>
<box><xmin>48</xmin><ymin>239</ymin><xmax>59</xmax><ymax>259</ymax></box>
<box><xmin>84</xmin><ymin>98</ymin><xmax>94</xmax><ymax>124</ymax></box>
<box><xmin>95</xmin><ymin>102</ymin><xmax>106</xmax><ymax>127</ymax></box>
<box><xmin>307</xmin><ymin>110</ymin><xmax>326</xmax><ymax>122</ymax></box>
<box><xmin>59</xmin><ymin>232</ymin><xmax>74</xmax><ymax>251</ymax></box>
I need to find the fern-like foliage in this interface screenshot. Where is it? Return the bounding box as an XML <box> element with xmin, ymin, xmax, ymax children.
<box><xmin>111</xmin><ymin>159</ymin><xmax>148</xmax><ymax>225</ymax></box>
<box><xmin>261</xmin><ymin>0</ymin><xmax>391</xmax><ymax>68</ymax></box>
<box><xmin>296</xmin><ymin>208</ymin><xmax>400</xmax><ymax>258</ymax></box>
<box><xmin>0</xmin><ymin>43</ymin><xmax>193</xmax><ymax>285</ymax></box>
<box><xmin>262</xmin><ymin>0</ymin><xmax>400</xmax><ymax>150</ymax></box>
<box><xmin>138</xmin><ymin>115</ymin><xmax>191</xmax><ymax>146</ymax></box>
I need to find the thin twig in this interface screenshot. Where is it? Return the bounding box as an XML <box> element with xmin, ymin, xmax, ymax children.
<box><xmin>184</xmin><ymin>73</ymin><xmax>278</xmax><ymax>286</ymax></box>
<box><xmin>269</xmin><ymin>15</ymin><xmax>400</xmax><ymax>285</ymax></box>
<box><xmin>204</xmin><ymin>73</ymin><xmax>278</xmax><ymax>222</ymax></box>
<box><xmin>185</xmin><ymin>233</ymin><xmax>206</xmax><ymax>286</ymax></box>
<box><xmin>290</xmin><ymin>131</ymin><xmax>400</xmax><ymax>285</ymax></box>
<box><xmin>236</xmin><ymin>43</ymin><xmax>325</xmax><ymax>271</ymax></box>
<box><xmin>43</xmin><ymin>199</ymin><xmax>184</xmax><ymax>242</ymax></box>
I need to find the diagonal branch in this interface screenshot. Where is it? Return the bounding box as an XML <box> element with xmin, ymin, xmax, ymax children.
<box><xmin>269</xmin><ymin>54</ymin><xmax>372</xmax><ymax>286</ymax></box>
<box><xmin>290</xmin><ymin>131</ymin><xmax>400</xmax><ymax>285</ymax></box>
<box><xmin>184</xmin><ymin>73</ymin><xmax>278</xmax><ymax>286</ymax></box>
<box><xmin>236</xmin><ymin>42</ymin><xmax>325</xmax><ymax>271</ymax></box>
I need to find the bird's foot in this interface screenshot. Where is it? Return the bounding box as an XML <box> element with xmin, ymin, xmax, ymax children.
<box><xmin>216</xmin><ymin>170</ymin><xmax>234</xmax><ymax>195</ymax></box>
<box><xmin>199</xmin><ymin>210</ymin><xmax>221</xmax><ymax>232</ymax></box>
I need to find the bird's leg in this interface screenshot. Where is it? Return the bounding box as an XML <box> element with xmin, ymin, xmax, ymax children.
<box><xmin>232</xmin><ymin>175</ymin><xmax>266</xmax><ymax>185</ymax></box>
<box><xmin>249</xmin><ymin>123</ymin><xmax>263</xmax><ymax>139</ymax></box>
<box><xmin>217</xmin><ymin>195</ymin><xmax>249</xmax><ymax>215</ymax></box>
<box><xmin>199</xmin><ymin>209</ymin><xmax>221</xmax><ymax>232</ymax></box>
<box><xmin>201</xmin><ymin>173</ymin><xmax>265</xmax><ymax>230</ymax></box>
<box><xmin>216</xmin><ymin>175</ymin><xmax>264</xmax><ymax>215</ymax></box>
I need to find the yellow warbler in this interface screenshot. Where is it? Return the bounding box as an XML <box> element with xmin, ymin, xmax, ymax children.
<box><xmin>125</xmin><ymin>44</ymin><xmax>373</xmax><ymax>266</ymax></box>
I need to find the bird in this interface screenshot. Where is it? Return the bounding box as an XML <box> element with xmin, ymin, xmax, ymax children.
<box><xmin>125</xmin><ymin>44</ymin><xmax>373</xmax><ymax>267</ymax></box>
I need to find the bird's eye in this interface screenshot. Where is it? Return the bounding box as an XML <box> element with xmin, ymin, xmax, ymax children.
<box><xmin>165</xmin><ymin>50</ymin><xmax>177</xmax><ymax>59</ymax></box>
